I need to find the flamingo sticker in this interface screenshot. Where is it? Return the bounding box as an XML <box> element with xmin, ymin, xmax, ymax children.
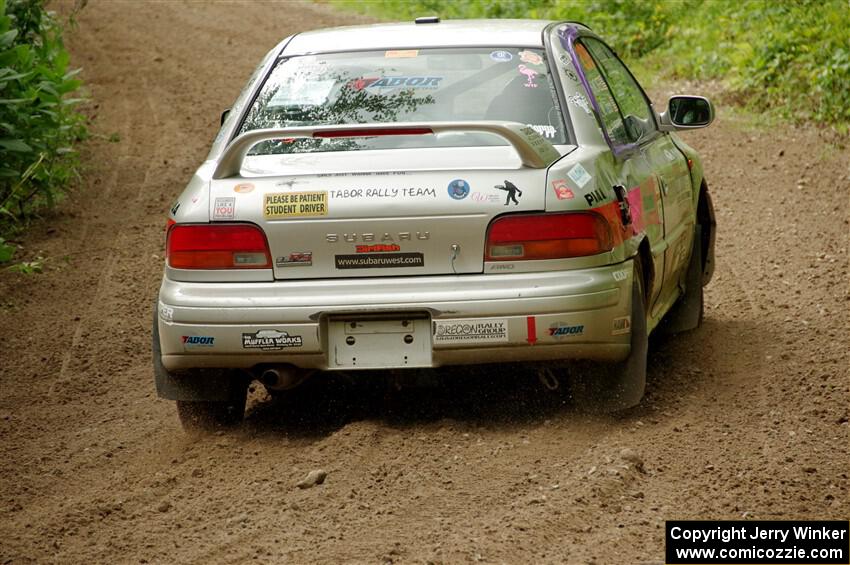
<box><xmin>517</xmin><ymin>64</ymin><xmax>539</xmax><ymax>88</ymax></box>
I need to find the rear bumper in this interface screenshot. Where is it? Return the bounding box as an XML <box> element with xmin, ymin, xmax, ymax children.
<box><xmin>157</xmin><ymin>260</ymin><xmax>635</xmax><ymax>371</ymax></box>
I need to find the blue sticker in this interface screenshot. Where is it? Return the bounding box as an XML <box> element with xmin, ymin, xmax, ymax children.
<box><xmin>490</xmin><ymin>50</ymin><xmax>513</xmax><ymax>63</ymax></box>
<box><xmin>548</xmin><ymin>324</ymin><xmax>584</xmax><ymax>338</ymax></box>
<box><xmin>182</xmin><ymin>335</ymin><xmax>214</xmax><ymax>347</ymax></box>
<box><xmin>360</xmin><ymin>76</ymin><xmax>443</xmax><ymax>89</ymax></box>
<box><xmin>448</xmin><ymin>179</ymin><xmax>470</xmax><ymax>200</ymax></box>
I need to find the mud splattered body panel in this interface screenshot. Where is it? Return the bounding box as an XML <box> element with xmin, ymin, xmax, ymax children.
<box><xmin>158</xmin><ymin>19</ymin><xmax>713</xmax><ymax>372</ymax></box>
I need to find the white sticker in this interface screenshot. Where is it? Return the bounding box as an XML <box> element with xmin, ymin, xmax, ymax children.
<box><xmin>526</xmin><ymin>124</ymin><xmax>556</xmax><ymax>139</ymax></box>
<box><xmin>434</xmin><ymin>318</ymin><xmax>508</xmax><ymax>344</ymax></box>
<box><xmin>158</xmin><ymin>303</ymin><xmax>173</xmax><ymax>322</ymax></box>
<box><xmin>612</xmin><ymin>269</ymin><xmax>629</xmax><ymax>282</ymax></box>
<box><xmin>489</xmin><ymin>50</ymin><xmax>513</xmax><ymax>62</ymax></box>
<box><xmin>567</xmin><ymin>163</ymin><xmax>592</xmax><ymax>188</ymax></box>
<box><xmin>612</xmin><ymin>316</ymin><xmax>631</xmax><ymax>336</ymax></box>
<box><xmin>268</xmin><ymin>79</ymin><xmax>335</xmax><ymax>107</ymax></box>
<box><xmin>213</xmin><ymin>197</ymin><xmax>235</xmax><ymax>220</ymax></box>
<box><xmin>664</xmin><ymin>149</ymin><xmax>676</xmax><ymax>162</ymax></box>
<box><xmin>567</xmin><ymin>93</ymin><xmax>592</xmax><ymax>115</ymax></box>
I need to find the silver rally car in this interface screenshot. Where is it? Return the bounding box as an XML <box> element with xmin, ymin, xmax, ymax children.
<box><xmin>154</xmin><ymin>17</ymin><xmax>716</xmax><ymax>428</ymax></box>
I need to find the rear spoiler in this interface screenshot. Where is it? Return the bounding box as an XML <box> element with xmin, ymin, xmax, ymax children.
<box><xmin>212</xmin><ymin>121</ymin><xmax>564</xmax><ymax>179</ymax></box>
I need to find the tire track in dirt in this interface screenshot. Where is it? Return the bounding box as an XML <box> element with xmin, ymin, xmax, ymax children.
<box><xmin>51</xmin><ymin>22</ymin><xmax>168</xmax><ymax>394</ymax></box>
<box><xmin>1</xmin><ymin>2</ymin><xmax>847</xmax><ymax>564</ymax></box>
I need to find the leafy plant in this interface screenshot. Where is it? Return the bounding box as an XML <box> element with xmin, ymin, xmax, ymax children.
<box><xmin>7</xmin><ymin>256</ymin><xmax>42</xmax><ymax>273</ymax></box>
<box><xmin>0</xmin><ymin>235</ymin><xmax>14</xmax><ymax>262</ymax></box>
<box><xmin>0</xmin><ymin>0</ymin><xmax>87</xmax><ymax>237</ymax></box>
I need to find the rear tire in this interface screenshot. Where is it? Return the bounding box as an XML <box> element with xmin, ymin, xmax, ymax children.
<box><xmin>572</xmin><ymin>258</ymin><xmax>648</xmax><ymax>413</ymax></box>
<box><xmin>176</xmin><ymin>395</ymin><xmax>246</xmax><ymax>431</ymax></box>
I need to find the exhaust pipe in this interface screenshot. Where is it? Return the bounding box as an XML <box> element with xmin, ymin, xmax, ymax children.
<box><xmin>258</xmin><ymin>365</ymin><xmax>309</xmax><ymax>391</ymax></box>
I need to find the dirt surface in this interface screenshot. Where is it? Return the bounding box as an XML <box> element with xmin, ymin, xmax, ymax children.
<box><xmin>1</xmin><ymin>1</ymin><xmax>848</xmax><ymax>563</ymax></box>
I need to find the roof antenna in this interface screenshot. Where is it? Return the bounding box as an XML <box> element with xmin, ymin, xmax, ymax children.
<box><xmin>415</xmin><ymin>16</ymin><xmax>440</xmax><ymax>24</ymax></box>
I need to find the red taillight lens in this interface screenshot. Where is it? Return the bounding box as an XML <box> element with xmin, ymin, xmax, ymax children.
<box><xmin>167</xmin><ymin>224</ymin><xmax>272</xmax><ymax>269</ymax></box>
<box><xmin>485</xmin><ymin>212</ymin><xmax>612</xmax><ymax>261</ymax></box>
<box><xmin>313</xmin><ymin>127</ymin><xmax>433</xmax><ymax>138</ymax></box>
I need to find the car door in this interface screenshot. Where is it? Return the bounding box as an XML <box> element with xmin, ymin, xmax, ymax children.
<box><xmin>577</xmin><ymin>37</ymin><xmax>695</xmax><ymax>315</ymax></box>
<box><xmin>558</xmin><ymin>33</ymin><xmax>666</xmax><ymax>312</ymax></box>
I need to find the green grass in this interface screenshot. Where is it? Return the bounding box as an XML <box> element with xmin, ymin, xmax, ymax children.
<box><xmin>334</xmin><ymin>0</ymin><xmax>850</xmax><ymax>133</ymax></box>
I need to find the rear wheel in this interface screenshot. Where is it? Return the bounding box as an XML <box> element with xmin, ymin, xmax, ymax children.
<box><xmin>572</xmin><ymin>258</ymin><xmax>648</xmax><ymax>413</ymax></box>
<box><xmin>152</xmin><ymin>306</ymin><xmax>249</xmax><ymax>430</ymax></box>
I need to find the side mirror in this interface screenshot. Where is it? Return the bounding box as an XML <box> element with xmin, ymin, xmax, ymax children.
<box><xmin>658</xmin><ymin>96</ymin><xmax>714</xmax><ymax>131</ymax></box>
<box><xmin>220</xmin><ymin>108</ymin><xmax>231</xmax><ymax>127</ymax></box>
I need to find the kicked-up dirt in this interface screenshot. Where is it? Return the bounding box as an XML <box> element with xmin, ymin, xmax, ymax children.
<box><xmin>0</xmin><ymin>1</ymin><xmax>847</xmax><ymax>563</ymax></box>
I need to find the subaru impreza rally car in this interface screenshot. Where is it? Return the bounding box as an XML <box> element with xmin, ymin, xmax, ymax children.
<box><xmin>154</xmin><ymin>17</ymin><xmax>716</xmax><ymax>428</ymax></box>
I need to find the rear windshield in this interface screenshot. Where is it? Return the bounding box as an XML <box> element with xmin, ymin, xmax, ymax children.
<box><xmin>238</xmin><ymin>48</ymin><xmax>567</xmax><ymax>154</ymax></box>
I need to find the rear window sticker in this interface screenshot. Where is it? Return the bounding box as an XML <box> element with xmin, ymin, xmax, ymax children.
<box><xmin>264</xmin><ymin>191</ymin><xmax>328</xmax><ymax>218</ymax></box>
<box><xmin>494</xmin><ymin>180</ymin><xmax>522</xmax><ymax>206</ymax></box>
<box><xmin>385</xmin><ymin>50</ymin><xmax>418</xmax><ymax>58</ymax></box>
<box><xmin>213</xmin><ymin>197</ymin><xmax>235</xmax><ymax>220</ymax></box>
<box><xmin>518</xmin><ymin>50</ymin><xmax>543</xmax><ymax>65</ymax></box>
<box><xmin>434</xmin><ymin>318</ymin><xmax>509</xmax><ymax>344</ymax></box>
<box><xmin>490</xmin><ymin>50</ymin><xmax>513</xmax><ymax>62</ymax></box>
<box><xmin>567</xmin><ymin>163</ymin><xmax>592</xmax><ymax>189</ymax></box>
<box><xmin>276</xmin><ymin>251</ymin><xmax>312</xmax><ymax>267</ymax></box>
<box><xmin>347</xmin><ymin>77</ymin><xmax>379</xmax><ymax>91</ymax></box>
<box><xmin>367</xmin><ymin>76</ymin><xmax>443</xmax><ymax>89</ymax></box>
<box><xmin>517</xmin><ymin>65</ymin><xmax>539</xmax><ymax>88</ymax></box>
<box><xmin>234</xmin><ymin>182</ymin><xmax>255</xmax><ymax>194</ymax></box>
<box><xmin>567</xmin><ymin>93</ymin><xmax>592</xmax><ymax>115</ymax></box>
<box><xmin>447</xmin><ymin>179</ymin><xmax>470</xmax><ymax>200</ymax></box>
<box><xmin>268</xmin><ymin>79</ymin><xmax>336</xmax><ymax>107</ymax></box>
<box><xmin>527</xmin><ymin>124</ymin><xmax>556</xmax><ymax>139</ymax></box>
<box><xmin>552</xmin><ymin>179</ymin><xmax>575</xmax><ymax>200</ymax></box>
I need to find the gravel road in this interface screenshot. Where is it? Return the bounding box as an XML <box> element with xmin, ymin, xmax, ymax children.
<box><xmin>0</xmin><ymin>1</ymin><xmax>847</xmax><ymax>563</ymax></box>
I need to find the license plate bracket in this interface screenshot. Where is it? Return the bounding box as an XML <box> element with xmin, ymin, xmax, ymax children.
<box><xmin>328</xmin><ymin>317</ymin><xmax>432</xmax><ymax>369</ymax></box>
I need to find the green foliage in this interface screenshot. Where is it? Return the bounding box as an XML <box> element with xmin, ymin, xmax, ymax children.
<box><xmin>0</xmin><ymin>235</ymin><xmax>14</xmax><ymax>262</ymax></box>
<box><xmin>0</xmin><ymin>0</ymin><xmax>86</xmax><ymax>235</ymax></box>
<box><xmin>659</xmin><ymin>0</ymin><xmax>850</xmax><ymax>130</ymax></box>
<box><xmin>345</xmin><ymin>0</ymin><xmax>676</xmax><ymax>58</ymax></box>
<box><xmin>7</xmin><ymin>256</ymin><xmax>42</xmax><ymax>273</ymax></box>
<box><xmin>340</xmin><ymin>0</ymin><xmax>850</xmax><ymax>129</ymax></box>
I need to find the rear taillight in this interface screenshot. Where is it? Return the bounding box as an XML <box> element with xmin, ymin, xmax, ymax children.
<box><xmin>167</xmin><ymin>223</ymin><xmax>272</xmax><ymax>269</ymax></box>
<box><xmin>485</xmin><ymin>212</ymin><xmax>612</xmax><ymax>261</ymax></box>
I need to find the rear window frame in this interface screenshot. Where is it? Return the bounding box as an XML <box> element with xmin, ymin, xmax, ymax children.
<box><xmin>232</xmin><ymin>45</ymin><xmax>574</xmax><ymax>153</ymax></box>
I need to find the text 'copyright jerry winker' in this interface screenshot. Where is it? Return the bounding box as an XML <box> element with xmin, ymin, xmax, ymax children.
<box><xmin>665</xmin><ymin>520</ymin><xmax>849</xmax><ymax>564</ymax></box>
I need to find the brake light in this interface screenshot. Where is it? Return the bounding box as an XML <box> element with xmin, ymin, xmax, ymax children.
<box><xmin>167</xmin><ymin>223</ymin><xmax>272</xmax><ymax>269</ymax></box>
<box><xmin>485</xmin><ymin>212</ymin><xmax>612</xmax><ymax>261</ymax></box>
<box><xmin>313</xmin><ymin>127</ymin><xmax>434</xmax><ymax>138</ymax></box>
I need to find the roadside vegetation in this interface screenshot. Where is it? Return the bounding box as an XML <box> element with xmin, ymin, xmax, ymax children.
<box><xmin>0</xmin><ymin>0</ymin><xmax>86</xmax><ymax>265</ymax></box>
<box><xmin>340</xmin><ymin>0</ymin><xmax>850</xmax><ymax>132</ymax></box>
